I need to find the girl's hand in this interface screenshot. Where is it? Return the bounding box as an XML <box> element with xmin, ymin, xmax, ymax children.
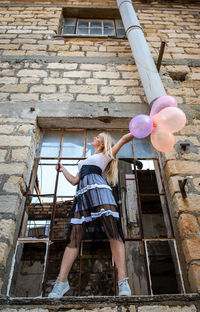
<box><xmin>56</xmin><ymin>161</ymin><xmax>64</xmax><ymax>172</ymax></box>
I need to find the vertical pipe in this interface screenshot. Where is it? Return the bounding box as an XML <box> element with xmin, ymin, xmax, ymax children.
<box><xmin>117</xmin><ymin>0</ymin><xmax>166</xmax><ymax>104</ymax></box>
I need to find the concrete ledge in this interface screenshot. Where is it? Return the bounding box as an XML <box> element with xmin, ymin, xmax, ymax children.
<box><xmin>0</xmin><ymin>55</ymin><xmax>200</xmax><ymax>67</ymax></box>
<box><xmin>0</xmin><ymin>3</ymin><xmax>199</xmax><ymax>12</ymax></box>
<box><xmin>0</xmin><ymin>102</ymin><xmax>150</xmax><ymax>123</ymax></box>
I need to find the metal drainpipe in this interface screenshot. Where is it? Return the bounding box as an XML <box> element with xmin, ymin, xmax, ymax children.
<box><xmin>117</xmin><ymin>0</ymin><xmax>166</xmax><ymax>105</ymax></box>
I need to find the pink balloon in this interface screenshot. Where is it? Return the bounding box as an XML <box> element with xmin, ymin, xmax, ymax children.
<box><xmin>150</xmin><ymin>95</ymin><xmax>178</xmax><ymax>117</ymax></box>
<box><xmin>153</xmin><ymin>107</ymin><xmax>186</xmax><ymax>133</ymax></box>
<box><xmin>150</xmin><ymin>126</ymin><xmax>175</xmax><ymax>152</ymax></box>
<box><xmin>129</xmin><ymin>114</ymin><xmax>153</xmax><ymax>139</ymax></box>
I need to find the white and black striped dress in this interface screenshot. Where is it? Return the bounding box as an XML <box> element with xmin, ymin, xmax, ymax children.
<box><xmin>66</xmin><ymin>153</ymin><xmax>124</xmax><ymax>248</ymax></box>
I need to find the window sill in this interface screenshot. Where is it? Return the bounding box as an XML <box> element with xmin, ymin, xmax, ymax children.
<box><xmin>1</xmin><ymin>293</ymin><xmax>199</xmax><ymax>304</ymax></box>
<box><xmin>54</xmin><ymin>34</ymin><xmax>126</xmax><ymax>39</ymax></box>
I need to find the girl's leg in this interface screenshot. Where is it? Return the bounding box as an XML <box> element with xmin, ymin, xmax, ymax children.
<box><xmin>57</xmin><ymin>246</ymin><xmax>79</xmax><ymax>282</ymax></box>
<box><xmin>57</xmin><ymin>223</ymin><xmax>85</xmax><ymax>282</ymax></box>
<box><xmin>109</xmin><ymin>239</ymin><xmax>127</xmax><ymax>281</ymax></box>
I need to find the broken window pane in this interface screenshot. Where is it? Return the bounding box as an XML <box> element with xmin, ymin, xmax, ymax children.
<box><xmin>26</xmin><ymin>220</ymin><xmax>50</xmax><ymax>238</ymax></box>
<box><xmin>141</xmin><ymin>195</ymin><xmax>168</xmax><ymax>238</ymax></box>
<box><xmin>125</xmin><ymin>241</ymin><xmax>149</xmax><ymax>295</ymax></box>
<box><xmin>9</xmin><ymin>243</ymin><xmax>47</xmax><ymax>297</ymax></box>
<box><xmin>146</xmin><ymin>240</ymin><xmax>179</xmax><ymax>294</ymax></box>
<box><xmin>136</xmin><ymin>161</ymin><xmax>159</xmax><ymax>194</ymax></box>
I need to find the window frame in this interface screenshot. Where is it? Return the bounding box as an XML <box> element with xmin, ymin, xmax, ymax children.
<box><xmin>60</xmin><ymin>7</ymin><xmax>126</xmax><ymax>39</ymax></box>
<box><xmin>7</xmin><ymin>128</ymin><xmax>186</xmax><ymax>297</ymax></box>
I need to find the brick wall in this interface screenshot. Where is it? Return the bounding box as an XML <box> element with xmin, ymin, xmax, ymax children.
<box><xmin>0</xmin><ymin>0</ymin><xmax>199</xmax><ymax>306</ymax></box>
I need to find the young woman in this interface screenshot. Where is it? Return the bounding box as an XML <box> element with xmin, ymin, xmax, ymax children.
<box><xmin>48</xmin><ymin>132</ymin><xmax>134</xmax><ymax>298</ymax></box>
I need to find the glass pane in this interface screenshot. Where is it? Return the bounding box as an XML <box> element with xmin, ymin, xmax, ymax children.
<box><xmin>115</xmin><ymin>19</ymin><xmax>124</xmax><ymax>28</ymax></box>
<box><xmin>63</xmin><ymin>26</ymin><xmax>75</xmax><ymax>35</ymax></box>
<box><xmin>104</xmin><ymin>28</ymin><xmax>115</xmax><ymax>36</ymax></box>
<box><xmin>78</xmin><ymin>20</ymin><xmax>89</xmax><ymax>27</ymax></box>
<box><xmin>31</xmin><ymin>159</ymin><xmax>58</xmax><ymax>204</ymax></box>
<box><xmin>39</xmin><ymin>132</ymin><xmax>61</xmax><ymax>158</ymax></box>
<box><xmin>57</xmin><ymin>159</ymin><xmax>78</xmax><ymax>198</ymax></box>
<box><xmin>146</xmin><ymin>240</ymin><xmax>180</xmax><ymax>294</ymax></box>
<box><xmin>110</xmin><ymin>130</ymin><xmax>133</xmax><ymax>159</ymax></box>
<box><xmin>62</xmin><ymin>131</ymin><xmax>84</xmax><ymax>157</ymax></box>
<box><xmin>133</xmin><ymin>138</ymin><xmax>156</xmax><ymax>158</ymax></box>
<box><xmin>64</xmin><ymin>18</ymin><xmax>76</xmax><ymax>26</ymax></box>
<box><xmin>90</xmin><ymin>21</ymin><xmax>102</xmax><ymax>27</ymax></box>
<box><xmin>90</xmin><ymin>28</ymin><xmax>102</xmax><ymax>35</ymax></box>
<box><xmin>77</xmin><ymin>27</ymin><xmax>89</xmax><ymax>35</ymax></box>
<box><xmin>117</xmin><ymin>29</ymin><xmax>126</xmax><ymax>38</ymax></box>
<box><xmin>86</xmin><ymin>130</ymin><xmax>133</xmax><ymax>158</ymax></box>
<box><xmin>86</xmin><ymin>130</ymin><xmax>99</xmax><ymax>157</ymax></box>
<box><xmin>103</xmin><ymin>21</ymin><xmax>113</xmax><ymax>28</ymax></box>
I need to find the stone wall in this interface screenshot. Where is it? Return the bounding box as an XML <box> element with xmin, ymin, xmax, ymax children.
<box><xmin>0</xmin><ymin>0</ymin><xmax>199</xmax><ymax>304</ymax></box>
<box><xmin>0</xmin><ymin>117</ymin><xmax>37</xmax><ymax>292</ymax></box>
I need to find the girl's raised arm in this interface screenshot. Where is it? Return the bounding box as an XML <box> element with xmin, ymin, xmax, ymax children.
<box><xmin>56</xmin><ymin>162</ymin><xmax>80</xmax><ymax>186</ymax></box>
<box><xmin>112</xmin><ymin>133</ymin><xmax>134</xmax><ymax>158</ymax></box>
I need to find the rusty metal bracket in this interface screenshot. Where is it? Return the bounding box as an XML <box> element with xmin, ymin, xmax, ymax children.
<box><xmin>178</xmin><ymin>178</ymin><xmax>188</xmax><ymax>198</ymax></box>
<box><xmin>156</xmin><ymin>41</ymin><xmax>166</xmax><ymax>72</ymax></box>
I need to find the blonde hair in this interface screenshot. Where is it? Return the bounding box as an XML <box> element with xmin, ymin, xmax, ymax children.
<box><xmin>100</xmin><ymin>132</ymin><xmax>118</xmax><ymax>186</ymax></box>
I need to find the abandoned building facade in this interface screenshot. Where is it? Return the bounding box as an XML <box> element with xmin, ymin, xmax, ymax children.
<box><xmin>0</xmin><ymin>0</ymin><xmax>200</xmax><ymax>311</ymax></box>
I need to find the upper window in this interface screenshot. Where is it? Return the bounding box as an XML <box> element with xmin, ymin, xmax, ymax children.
<box><xmin>61</xmin><ymin>7</ymin><xmax>126</xmax><ymax>38</ymax></box>
<box><xmin>62</xmin><ymin>18</ymin><xmax>126</xmax><ymax>38</ymax></box>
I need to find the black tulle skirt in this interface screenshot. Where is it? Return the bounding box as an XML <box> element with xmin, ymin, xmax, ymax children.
<box><xmin>66</xmin><ymin>172</ymin><xmax>124</xmax><ymax>248</ymax></box>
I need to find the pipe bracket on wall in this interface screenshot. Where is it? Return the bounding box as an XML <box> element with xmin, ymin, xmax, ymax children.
<box><xmin>178</xmin><ymin>179</ymin><xmax>188</xmax><ymax>198</ymax></box>
<box><xmin>157</xmin><ymin>41</ymin><xmax>166</xmax><ymax>72</ymax></box>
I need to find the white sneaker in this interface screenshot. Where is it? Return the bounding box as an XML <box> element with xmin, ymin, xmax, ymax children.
<box><xmin>48</xmin><ymin>280</ymin><xmax>70</xmax><ymax>298</ymax></box>
<box><xmin>118</xmin><ymin>278</ymin><xmax>131</xmax><ymax>296</ymax></box>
